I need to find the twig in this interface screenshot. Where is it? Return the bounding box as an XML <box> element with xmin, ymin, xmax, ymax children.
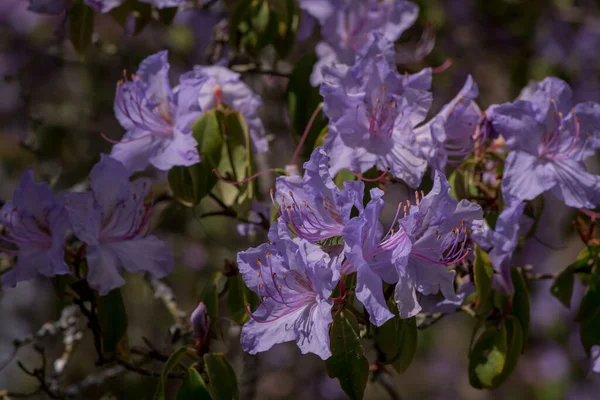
<box><xmin>376</xmin><ymin>373</ymin><xmax>401</xmax><ymax>400</ymax></box>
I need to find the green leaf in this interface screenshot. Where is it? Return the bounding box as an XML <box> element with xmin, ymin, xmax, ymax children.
<box><xmin>154</xmin><ymin>346</ymin><xmax>190</xmax><ymax>400</ymax></box>
<box><xmin>447</xmin><ymin>168</ymin><xmax>467</xmax><ymax>200</ymax></box>
<box><xmin>200</xmin><ymin>272</ymin><xmax>223</xmax><ymax>327</ymax></box>
<box><xmin>227</xmin><ymin>274</ymin><xmax>250</xmax><ymax>325</ymax></box>
<box><xmin>97</xmin><ymin>288</ymin><xmax>128</xmax><ymax>355</ymax></box>
<box><xmin>576</xmin><ymin>265</ymin><xmax>600</xmax><ymax>322</ymax></box>
<box><xmin>204</xmin><ymin>353</ymin><xmax>239</xmax><ymax>400</ymax></box>
<box><xmin>169</xmin><ymin>111</ymin><xmax>224</xmax><ymax>206</ymax></box>
<box><xmin>552</xmin><ymin>246</ymin><xmax>596</xmax><ymax>308</ymax></box>
<box><xmin>580</xmin><ymin>308</ymin><xmax>600</xmax><ymax>353</ymax></box>
<box><xmin>272</xmin><ymin>0</ymin><xmax>300</xmax><ymax>59</ymax></box>
<box><xmin>69</xmin><ymin>0</ymin><xmax>94</xmax><ymax>58</ymax></box>
<box><xmin>177</xmin><ymin>366</ymin><xmax>212</xmax><ymax>400</ymax></box>
<box><xmin>326</xmin><ymin>311</ymin><xmax>369</xmax><ymax>400</ymax></box>
<box><xmin>468</xmin><ymin>324</ymin><xmax>507</xmax><ymax>389</ymax></box>
<box><xmin>374</xmin><ymin>316</ymin><xmax>417</xmax><ymax>374</ymax></box>
<box><xmin>334</xmin><ymin>169</ymin><xmax>356</xmax><ymax>190</ymax></box>
<box><xmin>474</xmin><ymin>245</ymin><xmax>494</xmax><ymax>316</ymax></box>
<box><xmin>213</xmin><ymin>110</ymin><xmax>255</xmax><ymax>209</ymax></box>
<box><xmin>509</xmin><ymin>268</ymin><xmax>529</xmax><ymax>347</ymax></box>
<box><xmin>497</xmin><ymin>316</ymin><xmax>523</xmax><ymax>384</ymax></box>
<box><xmin>551</xmin><ymin>266</ymin><xmax>575</xmax><ymax>308</ymax></box>
<box><xmin>250</xmin><ymin>0</ymin><xmax>270</xmax><ymax>34</ymax></box>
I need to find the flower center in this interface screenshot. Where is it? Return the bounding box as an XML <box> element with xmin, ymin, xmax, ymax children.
<box><xmin>271</xmin><ymin>189</ymin><xmax>344</xmax><ymax>241</ymax></box>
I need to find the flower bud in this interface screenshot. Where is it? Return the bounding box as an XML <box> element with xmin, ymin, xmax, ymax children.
<box><xmin>191</xmin><ymin>302</ymin><xmax>210</xmax><ymax>354</ymax></box>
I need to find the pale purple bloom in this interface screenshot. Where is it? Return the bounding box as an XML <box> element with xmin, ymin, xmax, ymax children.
<box><xmin>194</xmin><ymin>65</ymin><xmax>268</xmax><ymax>153</ymax></box>
<box><xmin>1</xmin><ymin>171</ymin><xmax>70</xmax><ymax>288</ymax></box>
<box><xmin>397</xmin><ymin>171</ymin><xmax>481</xmax><ymax>318</ymax></box>
<box><xmin>592</xmin><ymin>346</ymin><xmax>600</xmax><ymax>373</ymax></box>
<box><xmin>27</xmin><ymin>0</ymin><xmax>70</xmax><ymax>14</ymax></box>
<box><xmin>64</xmin><ymin>155</ymin><xmax>174</xmax><ymax>295</ymax></box>
<box><xmin>321</xmin><ymin>34</ymin><xmax>432</xmax><ymax>187</ymax></box>
<box><xmin>492</xmin><ymin>77</ymin><xmax>600</xmax><ymax>208</ymax></box>
<box><xmin>472</xmin><ymin>202</ymin><xmax>530</xmax><ymax>294</ymax></box>
<box><xmin>272</xmin><ymin>147</ymin><xmax>365</xmax><ymax>243</ymax></box>
<box><xmin>342</xmin><ymin>188</ymin><xmax>407</xmax><ymax>325</ymax></box>
<box><xmin>341</xmin><ymin>172</ymin><xmax>481</xmax><ymax>322</ymax></box>
<box><xmin>237</xmin><ymin>221</ymin><xmax>340</xmax><ymax>360</ymax></box>
<box><xmin>85</xmin><ymin>0</ymin><xmax>123</xmax><ymax>13</ymax></box>
<box><xmin>308</xmin><ymin>0</ymin><xmax>418</xmax><ymax>86</ymax></box>
<box><xmin>415</xmin><ymin>75</ymin><xmax>483</xmax><ymax>172</ymax></box>
<box><xmin>111</xmin><ymin>51</ymin><xmax>206</xmax><ymax>173</ymax></box>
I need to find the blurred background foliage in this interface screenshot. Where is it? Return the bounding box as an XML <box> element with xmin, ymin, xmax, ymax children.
<box><xmin>1</xmin><ymin>0</ymin><xmax>600</xmax><ymax>399</ymax></box>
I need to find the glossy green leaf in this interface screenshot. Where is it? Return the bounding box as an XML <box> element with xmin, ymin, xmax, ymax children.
<box><xmin>326</xmin><ymin>311</ymin><xmax>369</xmax><ymax>400</ymax></box>
<box><xmin>200</xmin><ymin>272</ymin><xmax>223</xmax><ymax>327</ymax></box>
<box><xmin>580</xmin><ymin>309</ymin><xmax>600</xmax><ymax>353</ymax></box>
<box><xmin>551</xmin><ymin>266</ymin><xmax>575</xmax><ymax>308</ymax></box>
<box><xmin>553</xmin><ymin>246</ymin><xmax>597</xmax><ymax>309</ymax></box>
<box><xmin>468</xmin><ymin>324</ymin><xmax>507</xmax><ymax>389</ymax></box>
<box><xmin>272</xmin><ymin>0</ymin><xmax>300</xmax><ymax>58</ymax></box>
<box><xmin>177</xmin><ymin>366</ymin><xmax>212</xmax><ymax>400</ymax></box>
<box><xmin>375</xmin><ymin>316</ymin><xmax>416</xmax><ymax>364</ymax></box>
<box><xmin>204</xmin><ymin>353</ymin><xmax>239</xmax><ymax>400</ymax></box>
<box><xmin>69</xmin><ymin>0</ymin><xmax>94</xmax><ymax>58</ymax></box>
<box><xmin>250</xmin><ymin>0</ymin><xmax>270</xmax><ymax>34</ymax></box>
<box><xmin>213</xmin><ymin>110</ymin><xmax>254</xmax><ymax>208</ymax></box>
<box><xmin>510</xmin><ymin>268</ymin><xmax>530</xmax><ymax>347</ymax></box>
<box><xmin>474</xmin><ymin>245</ymin><xmax>494</xmax><ymax>316</ymax></box>
<box><xmin>497</xmin><ymin>315</ymin><xmax>523</xmax><ymax>384</ymax></box>
<box><xmin>154</xmin><ymin>346</ymin><xmax>189</xmax><ymax>400</ymax></box>
<box><xmin>97</xmin><ymin>288</ymin><xmax>128</xmax><ymax>355</ymax></box>
<box><xmin>576</xmin><ymin>266</ymin><xmax>600</xmax><ymax>322</ymax></box>
<box><xmin>169</xmin><ymin>111</ymin><xmax>224</xmax><ymax>206</ymax></box>
<box><xmin>227</xmin><ymin>274</ymin><xmax>250</xmax><ymax>325</ymax></box>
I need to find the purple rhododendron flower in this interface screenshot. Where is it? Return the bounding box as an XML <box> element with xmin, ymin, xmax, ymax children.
<box><xmin>308</xmin><ymin>0</ymin><xmax>418</xmax><ymax>86</ymax></box>
<box><xmin>491</xmin><ymin>77</ymin><xmax>600</xmax><ymax>208</ymax></box>
<box><xmin>64</xmin><ymin>155</ymin><xmax>174</xmax><ymax>295</ymax></box>
<box><xmin>85</xmin><ymin>0</ymin><xmax>123</xmax><ymax>13</ymax></box>
<box><xmin>342</xmin><ymin>172</ymin><xmax>481</xmax><ymax>322</ymax></box>
<box><xmin>194</xmin><ymin>65</ymin><xmax>268</xmax><ymax>153</ymax></box>
<box><xmin>321</xmin><ymin>34</ymin><xmax>432</xmax><ymax>187</ymax></box>
<box><xmin>237</xmin><ymin>221</ymin><xmax>340</xmax><ymax>360</ymax></box>
<box><xmin>342</xmin><ymin>188</ymin><xmax>408</xmax><ymax>325</ymax></box>
<box><xmin>473</xmin><ymin>202</ymin><xmax>531</xmax><ymax>294</ymax></box>
<box><xmin>110</xmin><ymin>50</ymin><xmax>206</xmax><ymax>173</ymax></box>
<box><xmin>395</xmin><ymin>171</ymin><xmax>482</xmax><ymax>317</ymax></box>
<box><xmin>27</xmin><ymin>0</ymin><xmax>70</xmax><ymax>14</ymax></box>
<box><xmin>415</xmin><ymin>75</ymin><xmax>483</xmax><ymax>172</ymax></box>
<box><xmin>272</xmin><ymin>147</ymin><xmax>365</xmax><ymax>243</ymax></box>
<box><xmin>0</xmin><ymin>171</ymin><xmax>70</xmax><ymax>288</ymax></box>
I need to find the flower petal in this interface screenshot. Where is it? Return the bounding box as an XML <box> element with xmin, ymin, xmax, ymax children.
<box><xmin>501</xmin><ymin>151</ymin><xmax>557</xmax><ymax>204</ymax></box>
<box><xmin>549</xmin><ymin>159</ymin><xmax>600</xmax><ymax>208</ymax></box>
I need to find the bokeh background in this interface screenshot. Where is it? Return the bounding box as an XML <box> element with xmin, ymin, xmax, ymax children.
<box><xmin>1</xmin><ymin>0</ymin><xmax>600</xmax><ymax>399</ymax></box>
